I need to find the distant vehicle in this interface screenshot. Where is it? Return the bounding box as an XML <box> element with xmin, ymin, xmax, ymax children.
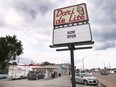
<box><xmin>79</xmin><ymin>70</ymin><xmax>87</xmax><ymax>73</ymax></box>
<box><xmin>75</xmin><ymin>73</ymin><xmax>99</xmax><ymax>85</ymax></box>
<box><xmin>100</xmin><ymin>67</ymin><xmax>108</xmax><ymax>75</ymax></box>
<box><xmin>8</xmin><ymin>65</ymin><xmax>30</xmax><ymax>79</ymax></box>
<box><xmin>75</xmin><ymin>69</ymin><xmax>92</xmax><ymax>75</ymax></box>
<box><xmin>100</xmin><ymin>70</ymin><xmax>108</xmax><ymax>75</ymax></box>
<box><xmin>0</xmin><ymin>72</ymin><xmax>7</xmax><ymax>79</ymax></box>
<box><xmin>27</xmin><ymin>71</ymin><xmax>45</xmax><ymax>80</ymax></box>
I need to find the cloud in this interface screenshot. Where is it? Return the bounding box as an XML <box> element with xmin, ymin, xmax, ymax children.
<box><xmin>94</xmin><ymin>41</ymin><xmax>116</xmax><ymax>50</ymax></box>
<box><xmin>4</xmin><ymin>8</ymin><xmax>25</xmax><ymax>27</ymax></box>
<box><xmin>13</xmin><ymin>0</ymin><xmax>55</xmax><ymax>19</ymax></box>
<box><xmin>89</xmin><ymin>0</ymin><xmax>116</xmax><ymax>25</ymax></box>
<box><xmin>0</xmin><ymin>0</ymin><xmax>54</xmax><ymax>50</ymax></box>
<box><xmin>18</xmin><ymin>57</ymin><xmax>32</xmax><ymax>64</ymax></box>
<box><xmin>92</xmin><ymin>24</ymin><xmax>116</xmax><ymax>50</ymax></box>
<box><xmin>0</xmin><ymin>0</ymin><xmax>116</xmax><ymax>68</ymax></box>
<box><xmin>88</xmin><ymin>0</ymin><xmax>116</xmax><ymax>50</ymax></box>
<box><xmin>0</xmin><ymin>19</ymin><xmax>5</xmax><ymax>27</ymax></box>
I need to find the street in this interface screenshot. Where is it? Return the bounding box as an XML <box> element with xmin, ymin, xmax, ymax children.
<box><xmin>0</xmin><ymin>75</ymin><xmax>103</xmax><ymax>87</ymax></box>
<box><xmin>93</xmin><ymin>72</ymin><xmax>116</xmax><ymax>87</ymax></box>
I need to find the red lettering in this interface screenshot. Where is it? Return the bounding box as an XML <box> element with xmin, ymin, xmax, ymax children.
<box><xmin>56</xmin><ymin>16</ymin><xmax>62</xmax><ymax>24</ymax></box>
<box><xmin>76</xmin><ymin>15</ymin><xmax>80</xmax><ymax>20</ymax></box>
<box><xmin>56</xmin><ymin>10</ymin><xmax>62</xmax><ymax>17</ymax></box>
<box><xmin>61</xmin><ymin>19</ymin><xmax>65</xmax><ymax>24</ymax></box>
<box><xmin>80</xmin><ymin>15</ymin><xmax>85</xmax><ymax>20</ymax></box>
<box><xmin>71</xmin><ymin>8</ymin><xmax>75</xmax><ymax>14</ymax></box>
<box><xmin>56</xmin><ymin>8</ymin><xmax>75</xmax><ymax>17</ymax></box>
<box><xmin>69</xmin><ymin>14</ymin><xmax>73</xmax><ymax>22</ymax></box>
<box><xmin>69</xmin><ymin>14</ymin><xmax>85</xmax><ymax>23</ymax></box>
<box><xmin>55</xmin><ymin>16</ymin><xmax>65</xmax><ymax>25</ymax></box>
<box><xmin>55</xmin><ymin>8</ymin><xmax>86</xmax><ymax>25</ymax></box>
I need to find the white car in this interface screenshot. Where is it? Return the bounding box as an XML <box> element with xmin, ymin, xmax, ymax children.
<box><xmin>0</xmin><ymin>72</ymin><xmax>7</xmax><ymax>79</ymax></box>
<box><xmin>75</xmin><ymin>73</ymin><xmax>99</xmax><ymax>85</ymax></box>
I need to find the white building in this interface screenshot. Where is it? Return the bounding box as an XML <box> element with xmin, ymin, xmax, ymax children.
<box><xmin>8</xmin><ymin>63</ymin><xmax>70</xmax><ymax>79</ymax></box>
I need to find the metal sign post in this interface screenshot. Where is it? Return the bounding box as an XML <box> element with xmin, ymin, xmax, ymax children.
<box><xmin>68</xmin><ymin>44</ymin><xmax>76</xmax><ymax>87</ymax></box>
<box><xmin>50</xmin><ymin>43</ymin><xmax>94</xmax><ymax>87</ymax></box>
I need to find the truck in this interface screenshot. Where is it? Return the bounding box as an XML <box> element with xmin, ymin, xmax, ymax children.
<box><xmin>100</xmin><ymin>67</ymin><xmax>108</xmax><ymax>75</ymax></box>
<box><xmin>7</xmin><ymin>65</ymin><xmax>30</xmax><ymax>79</ymax></box>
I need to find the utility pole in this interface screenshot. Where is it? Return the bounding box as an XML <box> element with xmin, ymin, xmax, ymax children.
<box><xmin>103</xmin><ymin>62</ymin><xmax>105</xmax><ymax>68</ymax></box>
<box><xmin>82</xmin><ymin>56</ymin><xmax>87</xmax><ymax>70</ymax></box>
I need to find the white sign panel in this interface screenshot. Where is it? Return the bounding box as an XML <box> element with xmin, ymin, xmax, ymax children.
<box><xmin>53</xmin><ymin>24</ymin><xmax>92</xmax><ymax>45</ymax></box>
<box><xmin>54</xmin><ymin>3</ymin><xmax>89</xmax><ymax>26</ymax></box>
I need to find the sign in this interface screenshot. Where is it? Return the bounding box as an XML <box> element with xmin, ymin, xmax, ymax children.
<box><xmin>53</xmin><ymin>24</ymin><xmax>92</xmax><ymax>45</ymax></box>
<box><xmin>54</xmin><ymin>3</ymin><xmax>89</xmax><ymax>26</ymax></box>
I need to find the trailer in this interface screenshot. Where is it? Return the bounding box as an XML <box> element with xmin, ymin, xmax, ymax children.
<box><xmin>7</xmin><ymin>65</ymin><xmax>30</xmax><ymax>79</ymax></box>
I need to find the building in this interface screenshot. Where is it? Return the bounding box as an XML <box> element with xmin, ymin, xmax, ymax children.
<box><xmin>8</xmin><ymin>63</ymin><xmax>71</xmax><ymax>79</ymax></box>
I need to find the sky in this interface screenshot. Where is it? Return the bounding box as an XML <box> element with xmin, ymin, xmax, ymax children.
<box><xmin>0</xmin><ymin>0</ymin><xmax>116</xmax><ymax>69</ymax></box>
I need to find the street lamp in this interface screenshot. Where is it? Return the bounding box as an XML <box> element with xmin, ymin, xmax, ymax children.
<box><xmin>102</xmin><ymin>62</ymin><xmax>105</xmax><ymax>68</ymax></box>
<box><xmin>82</xmin><ymin>56</ymin><xmax>87</xmax><ymax>70</ymax></box>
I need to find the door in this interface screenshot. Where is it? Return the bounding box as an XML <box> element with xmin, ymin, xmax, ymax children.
<box><xmin>75</xmin><ymin>74</ymin><xmax>82</xmax><ymax>83</ymax></box>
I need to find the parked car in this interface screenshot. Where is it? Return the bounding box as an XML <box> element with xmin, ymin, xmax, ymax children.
<box><xmin>27</xmin><ymin>71</ymin><xmax>45</xmax><ymax>80</ymax></box>
<box><xmin>75</xmin><ymin>73</ymin><xmax>99</xmax><ymax>85</ymax></box>
<box><xmin>75</xmin><ymin>69</ymin><xmax>92</xmax><ymax>75</ymax></box>
<box><xmin>0</xmin><ymin>72</ymin><xmax>8</xmax><ymax>79</ymax></box>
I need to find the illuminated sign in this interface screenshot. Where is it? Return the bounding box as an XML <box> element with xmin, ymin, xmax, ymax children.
<box><xmin>53</xmin><ymin>3</ymin><xmax>89</xmax><ymax>26</ymax></box>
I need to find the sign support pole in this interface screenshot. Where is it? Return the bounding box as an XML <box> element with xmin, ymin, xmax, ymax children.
<box><xmin>68</xmin><ymin>44</ymin><xmax>76</xmax><ymax>87</ymax></box>
<box><xmin>50</xmin><ymin>42</ymin><xmax>94</xmax><ymax>87</ymax></box>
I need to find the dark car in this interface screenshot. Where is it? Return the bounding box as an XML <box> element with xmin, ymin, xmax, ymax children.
<box><xmin>27</xmin><ymin>71</ymin><xmax>45</xmax><ymax>80</ymax></box>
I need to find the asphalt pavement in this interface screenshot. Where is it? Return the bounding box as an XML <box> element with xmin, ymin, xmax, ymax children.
<box><xmin>0</xmin><ymin>75</ymin><xmax>104</xmax><ymax>87</ymax></box>
<box><xmin>93</xmin><ymin>72</ymin><xmax>116</xmax><ymax>87</ymax></box>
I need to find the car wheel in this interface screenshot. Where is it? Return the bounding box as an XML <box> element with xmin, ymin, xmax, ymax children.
<box><xmin>83</xmin><ymin>80</ymin><xmax>88</xmax><ymax>85</ymax></box>
<box><xmin>70</xmin><ymin>78</ymin><xmax>72</xmax><ymax>81</ymax></box>
<box><xmin>20</xmin><ymin>76</ymin><xmax>23</xmax><ymax>79</ymax></box>
<box><xmin>28</xmin><ymin>78</ymin><xmax>30</xmax><ymax>80</ymax></box>
<box><xmin>35</xmin><ymin>77</ymin><xmax>38</xmax><ymax>80</ymax></box>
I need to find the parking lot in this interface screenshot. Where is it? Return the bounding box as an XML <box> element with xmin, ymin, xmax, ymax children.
<box><xmin>0</xmin><ymin>75</ymin><xmax>104</xmax><ymax>87</ymax></box>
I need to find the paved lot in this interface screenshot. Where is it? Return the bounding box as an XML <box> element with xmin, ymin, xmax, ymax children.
<box><xmin>0</xmin><ymin>75</ymin><xmax>103</xmax><ymax>87</ymax></box>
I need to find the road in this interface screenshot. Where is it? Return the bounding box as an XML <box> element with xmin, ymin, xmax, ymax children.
<box><xmin>93</xmin><ymin>72</ymin><xmax>116</xmax><ymax>87</ymax></box>
<box><xmin>0</xmin><ymin>75</ymin><xmax>103</xmax><ymax>87</ymax></box>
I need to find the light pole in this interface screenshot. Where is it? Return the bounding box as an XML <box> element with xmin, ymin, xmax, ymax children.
<box><xmin>102</xmin><ymin>62</ymin><xmax>105</xmax><ymax>68</ymax></box>
<box><xmin>82</xmin><ymin>56</ymin><xmax>87</xmax><ymax>70</ymax></box>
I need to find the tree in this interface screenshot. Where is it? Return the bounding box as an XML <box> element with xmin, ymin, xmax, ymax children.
<box><xmin>41</xmin><ymin>61</ymin><xmax>55</xmax><ymax>65</ymax></box>
<box><xmin>0</xmin><ymin>35</ymin><xmax>23</xmax><ymax>71</ymax></box>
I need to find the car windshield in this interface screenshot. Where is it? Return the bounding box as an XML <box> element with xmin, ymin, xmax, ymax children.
<box><xmin>29</xmin><ymin>71</ymin><xmax>36</xmax><ymax>74</ymax></box>
<box><xmin>81</xmin><ymin>74</ymin><xmax>92</xmax><ymax>77</ymax></box>
<box><xmin>80</xmin><ymin>71</ymin><xmax>86</xmax><ymax>73</ymax></box>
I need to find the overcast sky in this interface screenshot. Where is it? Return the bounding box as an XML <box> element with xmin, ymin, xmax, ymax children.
<box><xmin>0</xmin><ymin>0</ymin><xmax>116</xmax><ymax>69</ymax></box>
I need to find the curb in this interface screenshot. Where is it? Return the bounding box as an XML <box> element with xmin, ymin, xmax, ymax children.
<box><xmin>100</xmin><ymin>82</ymin><xmax>107</xmax><ymax>87</ymax></box>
